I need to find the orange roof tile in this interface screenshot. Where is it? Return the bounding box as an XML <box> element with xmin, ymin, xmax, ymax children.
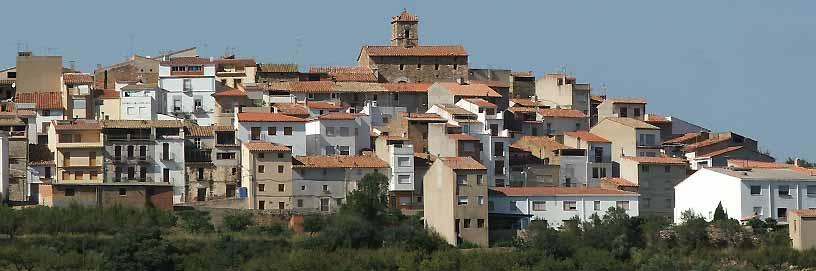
<box><xmin>186</xmin><ymin>125</ymin><xmax>214</xmax><ymax>137</ymax></box>
<box><xmin>362</xmin><ymin>45</ymin><xmax>468</xmax><ymax>57</ymax></box>
<box><xmin>470</xmin><ymin>80</ymin><xmax>511</xmax><ymax>88</ymax></box>
<box><xmin>238</xmin><ymin>112</ymin><xmax>307</xmax><ymax>122</ymax></box>
<box><xmin>101</xmin><ymin>120</ymin><xmax>184</xmax><ymax>129</ymax></box>
<box><xmin>727</xmin><ymin>159</ymin><xmax>787</xmax><ymax>169</ymax></box>
<box><xmin>63</xmin><ymin>73</ymin><xmax>93</xmax><ymax>85</ymax></box>
<box><xmin>435</xmin><ymin>82</ymin><xmax>501</xmax><ymax>97</ymax></box>
<box><xmin>214</xmin><ymin>58</ymin><xmax>256</xmax><ymax>67</ymax></box>
<box><xmin>95</xmin><ymin>89</ymin><xmax>120</xmax><ymax>99</ymax></box>
<box><xmin>258</xmin><ymin>63</ymin><xmax>298</xmax><ymax>73</ymax></box>
<box><xmin>244</xmin><ymin>141</ymin><xmax>291</xmax><ymax>152</ymax></box>
<box><xmin>538</xmin><ymin>108</ymin><xmax>586</xmax><ymax>118</ymax></box>
<box><xmin>646</xmin><ymin>114</ymin><xmax>669</xmax><ymax>122</ymax></box>
<box><xmin>14</xmin><ymin>92</ymin><xmax>63</xmax><ymax>110</ymax></box>
<box><xmin>511</xmin><ymin>71</ymin><xmax>534</xmax><ymax>77</ymax></box>
<box><xmin>491</xmin><ymin>187</ymin><xmax>637</xmax><ymax>196</ymax></box>
<box><xmin>623</xmin><ymin>156</ymin><xmax>687</xmax><ymax>165</ymax></box>
<box><xmin>317</xmin><ymin>112</ymin><xmax>361</xmax><ymax>120</ymax></box>
<box><xmin>512</xmin><ymin>136</ymin><xmax>571</xmax><ymax>151</ymax></box>
<box><xmin>382</xmin><ymin>82</ymin><xmax>432</xmax><ymax>92</ymax></box>
<box><xmin>605</xmin><ymin>117</ymin><xmax>659</xmax><ymax>129</ymax></box>
<box><xmin>53</xmin><ymin>120</ymin><xmax>102</xmax><ymax>131</ymax></box>
<box><xmin>510</xmin><ymin>99</ymin><xmax>538</xmax><ymax>107</ymax></box>
<box><xmin>601</xmin><ymin>177</ymin><xmax>639</xmax><ymax>188</ymax></box>
<box><xmin>309</xmin><ymin>66</ymin><xmax>377</xmax><ymax>82</ymax></box>
<box><xmin>160</xmin><ymin>57</ymin><xmax>214</xmax><ymax>65</ymax></box>
<box><xmin>392</xmin><ymin>9</ymin><xmax>418</xmax><ymax>22</ymax></box>
<box><xmin>463</xmin><ymin>98</ymin><xmax>497</xmax><ymax>108</ymax></box>
<box><xmin>439</xmin><ymin>157</ymin><xmax>486</xmax><ymax>170</ymax></box>
<box><xmin>508</xmin><ymin>107</ymin><xmax>539</xmax><ymax>113</ymax></box>
<box><xmin>590</xmin><ymin>95</ymin><xmax>606</xmax><ymax>103</ymax></box>
<box><xmin>683</xmin><ymin>136</ymin><xmax>731</xmax><ymax>151</ymax></box>
<box><xmin>698</xmin><ymin>146</ymin><xmax>744</xmax><ymax>158</ymax></box>
<box><xmin>565</xmin><ymin>131</ymin><xmax>611</xmax><ymax>143</ymax></box>
<box><xmin>273</xmin><ymin>103</ymin><xmax>310</xmax><ymax>117</ymax></box>
<box><xmin>212</xmin><ymin>88</ymin><xmax>247</xmax><ymax>97</ymax></box>
<box><xmin>293</xmin><ymin>155</ymin><xmax>388</xmax><ymax>168</ymax></box>
<box><xmin>664</xmin><ymin>132</ymin><xmax>702</xmax><ymax>144</ymax></box>
<box><xmin>607</xmin><ymin>98</ymin><xmax>647</xmax><ymax>104</ymax></box>
<box><xmin>306</xmin><ymin>101</ymin><xmax>345</xmax><ymax>110</ymax></box>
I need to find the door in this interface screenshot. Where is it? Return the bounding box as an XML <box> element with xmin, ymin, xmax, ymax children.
<box><xmin>197</xmin><ymin>188</ymin><xmax>206</xmax><ymax>201</ymax></box>
<box><xmin>594</xmin><ymin>147</ymin><xmax>603</xmax><ymax>163</ymax></box>
<box><xmin>251</xmin><ymin>127</ymin><xmax>261</xmax><ymax>140</ymax></box>
<box><xmin>320</xmin><ymin>198</ymin><xmax>330</xmax><ymax>212</ymax></box>
<box><xmin>226</xmin><ymin>184</ymin><xmax>236</xmax><ymax>198</ymax></box>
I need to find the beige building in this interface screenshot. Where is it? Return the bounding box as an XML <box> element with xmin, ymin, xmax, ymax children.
<box><xmin>534</xmin><ymin>73</ymin><xmax>591</xmax><ymax>114</ymax></box>
<box><xmin>789</xmin><ymin>209</ymin><xmax>816</xmax><ymax>251</ymax></box>
<box><xmin>94</xmin><ymin>47</ymin><xmax>197</xmax><ymax>89</ymax></box>
<box><xmin>47</xmin><ymin>120</ymin><xmax>104</xmax><ymax>184</ymax></box>
<box><xmin>597</xmin><ymin>98</ymin><xmax>647</xmax><ymax>122</ymax></box>
<box><xmin>94</xmin><ymin>89</ymin><xmax>121</xmax><ymax>120</ymax></box>
<box><xmin>215</xmin><ymin>58</ymin><xmax>256</xmax><ymax>88</ymax></box>
<box><xmin>590</xmin><ymin>117</ymin><xmax>662</xmax><ymax>164</ymax></box>
<box><xmin>15</xmin><ymin>52</ymin><xmax>63</xmax><ymax>94</ymax></box>
<box><xmin>241</xmin><ymin>141</ymin><xmax>293</xmax><ymax>210</ymax></box>
<box><xmin>424</xmin><ymin>156</ymin><xmax>488</xmax><ymax>247</ymax></box>
<box><xmin>619</xmin><ymin>156</ymin><xmax>688</xmax><ymax>218</ymax></box>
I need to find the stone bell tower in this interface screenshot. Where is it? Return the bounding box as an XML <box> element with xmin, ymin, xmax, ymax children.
<box><xmin>391</xmin><ymin>9</ymin><xmax>419</xmax><ymax>48</ymax></box>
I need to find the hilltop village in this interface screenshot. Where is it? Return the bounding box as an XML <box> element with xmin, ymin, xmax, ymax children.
<box><xmin>0</xmin><ymin>10</ymin><xmax>814</xmax><ymax>249</ymax></box>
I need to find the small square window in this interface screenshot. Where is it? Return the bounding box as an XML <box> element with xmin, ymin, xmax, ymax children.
<box><xmin>119</xmin><ymin>188</ymin><xmax>126</xmax><ymax>196</ymax></box>
<box><xmin>477</xmin><ymin>219</ymin><xmax>485</xmax><ymax>228</ymax></box>
<box><xmin>278</xmin><ymin>184</ymin><xmax>285</xmax><ymax>192</ymax></box>
<box><xmin>532</xmin><ymin>201</ymin><xmax>546</xmax><ymax>211</ymax></box>
<box><xmin>322</xmin><ymin>185</ymin><xmax>328</xmax><ymax>191</ymax></box>
<box><xmin>779</xmin><ymin>185</ymin><xmax>790</xmax><ymax>196</ymax></box>
<box><xmin>258</xmin><ymin>184</ymin><xmax>265</xmax><ymax>191</ymax></box>
<box><xmin>463</xmin><ymin>219</ymin><xmax>471</xmax><ymax>228</ymax></box>
<box><xmin>457</xmin><ymin>196</ymin><xmax>468</xmax><ymax>205</ymax></box>
<box><xmin>563</xmin><ymin>201</ymin><xmax>577</xmax><ymax>211</ymax></box>
<box><xmin>594</xmin><ymin>201</ymin><xmax>601</xmax><ymax>211</ymax></box>
<box><xmin>258</xmin><ymin>165</ymin><xmax>265</xmax><ymax>173</ymax></box>
<box><xmin>750</xmin><ymin>185</ymin><xmax>762</xmax><ymax>195</ymax></box>
<box><xmin>278</xmin><ymin>165</ymin><xmax>284</xmax><ymax>173</ymax></box>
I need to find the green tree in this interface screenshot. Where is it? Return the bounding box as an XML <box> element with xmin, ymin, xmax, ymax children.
<box><xmin>222</xmin><ymin>211</ymin><xmax>254</xmax><ymax>232</ymax></box>
<box><xmin>178</xmin><ymin>210</ymin><xmax>214</xmax><ymax>234</ymax></box>
<box><xmin>713</xmin><ymin>202</ymin><xmax>728</xmax><ymax>221</ymax></box>
<box><xmin>674</xmin><ymin>210</ymin><xmax>709</xmax><ymax>250</ymax></box>
<box><xmin>342</xmin><ymin>172</ymin><xmax>390</xmax><ymax>224</ymax></box>
<box><xmin>101</xmin><ymin>227</ymin><xmax>175</xmax><ymax>271</ymax></box>
<box><xmin>302</xmin><ymin>214</ymin><xmax>325</xmax><ymax>235</ymax></box>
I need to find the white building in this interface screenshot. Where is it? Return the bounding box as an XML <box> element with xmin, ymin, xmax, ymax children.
<box><xmin>304</xmin><ymin>112</ymin><xmax>371</xmax><ymax>156</ymax></box>
<box><xmin>235</xmin><ymin>112</ymin><xmax>308</xmax><ymax>155</ymax></box>
<box><xmin>117</xmin><ymin>83</ymin><xmax>167</xmax><ymax>120</ymax></box>
<box><xmin>562</xmin><ymin>131</ymin><xmax>613</xmax><ymax>187</ymax></box>
<box><xmin>489</xmin><ymin>187</ymin><xmax>639</xmax><ymax>229</ymax></box>
<box><xmin>374</xmin><ymin>136</ymin><xmax>417</xmax><ymax>208</ymax></box>
<box><xmin>674</xmin><ymin>167</ymin><xmax>816</xmax><ymax>224</ymax></box>
<box><xmin>158</xmin><ymin>57</ymin><xmax>217</xmax><ymax>125</ymax></box>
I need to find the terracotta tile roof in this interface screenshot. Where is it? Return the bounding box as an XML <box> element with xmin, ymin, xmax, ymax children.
<box><xmin>382</xmin><ymin>82</ymin><xmax>432</xmax><ymax>92</ymax></box>
<box><xmin>449</xmin><ymin>133</ymin><xmax>479</xmax><ymax>141</ymax></box>
<box><xmin>331</xmin><ymin>82</ymin><xmax>388</xmax><ymax>92</ymax></box>
<box><xmin>565</xmin><ymin>131</ymin><xmax>611</xmax><ymax>143</ymax></box>
<box><xmin>286</xmin><ymin>81</ymin><xmax>335</xmax><ymax>93</ymax></box>
<box><xmin>605</xmin><ymin>117</ymin><xmax>659</xmax><ymax>129</ymax></box>
<box><xmin>53</xmin><ymin>120</ymin><xmax>102</xmax><ymax>131</ymax></box>
<box><xmin>491</xmin><ymin>186</ymin><xmax>638</xmax><ymax>196</ymax></box>
<box><xmin>508</xmin><ymin>106</ymin><xmax>539</xmax><ymax>113</ymax></box>
<box><xmin>212</xmin><ymin>88</ymin><xmax>247</xmax><ymax>97</ymax></box>
<box><xmin>212</xmin><ymin>125</ymin><xmax>234</xmax><ymax>132</ymax></box>
<box><xmin>215</xmin><ymin>71</ymin><xmax>246</xmax><ymax>77</ymax></box>
<box><xmin>601</xmin><ymin>177</ymin><xmax>639</xmax><ymax>188</ymax></box>
<box><xmin>470</xmin><ymin>80</ymin><xmax>512</xmax><ymax>88</ymax></box>
<box><xmin>463</xmin><ymin>98</ymin><xmax>497</xmax><ymax>108</ymax></box>
<box><xmin>392</xmin><ymin>9</ymin><xmax>418</xmax><ymax>22</ymax></box>
<box><xmin>63</xmin><ymin>73</ymin><xmax>93</xmax><ymax>85</ymax></box>
<box><xmin>160</xmin><ymin>57</ymin><xmax>214</xmax><ymax>65</ymax></box>
<box><xmin>791</xmin><ymin>209</ymin><xmax>816</xmax><ymax>218</ymax></box>
<box><xmin>214</xmin><ymin>58</ymin><xmax>256</xmax><ymax>67</ymax></box>
<box><xmin>0</xmin><ymin>110</ymin><xmax>36</xmax><ymax>118</ymax></box>
<box><xmin>258</xmin><ymin>63</ymin><xmax>298</xmax><ymax>73</ymax></box>
<box><xmin>362</xmin><ymin>45</ymin><xmax>468</xmax><ymax>57</ymax></box>
<box><xmin>0</xmin><ymin>118</ymin><xmax>24</xmax><ymax>126</ymax></box>
<box><xmin>244</xmin><ymin>141</ymin><xmax>291</xmax><ymax>152</ymax></box>
<box><xmin>238</xmin><ymin>112</ymin><xmax>307</xmax><ymax>122</ymax></box>
<box><xmin>623</xmin><ymin>156</ymin><xmax>687</xmax><ymax>165</ymax></box>
<box><xmin>697</xmin><ymin>146</ymin><xmax>744</xmax><ymax>158</ymax></box>
<box><xmin>511</xmin><ymin>71</ymin><xmax>534</xmax><ymax>77</ymax></box>
<box><xmin>306</xmin><ymin>101</ymin><xmax>345</xmax><ymax>110</ymax></box>
<box><xmin>293</xmin><ymin>155</ymin><xmax>388</xmax><ymax>168</ymax></box>
<box><xmin>727</xmin><ymin>159</ymin><xmax>786</xmax><ymax>169</ymax></box>
<box><xmin>439</xmin><ymin>157</ymin><xmax>486</xmax><ymax>170</ymax></box>
<box><xmin>510</xmin><ymin>99</ymin><xmax>538</xmax><ymax>107</ymax></box>
<box><xmin>101</xmin><ymin>120</ymin><xmax>184</xmax><ymax>129</ymax></box>
<box><xmin>403</xmin><ymin>112</ymin><xmax>446</xmax><ymax>122</ymax></box>
<box><xmin>95</xmin><ymin>89</ymin><xmax>120</xmax><ymax>99</ymax></box>
<box><xmin>512</xmin><ymin>136</ymin><xmax>571</xmax><ymax>151</ymax></box>
<box><xmin>590</xmin><ymin>95</ymin><xmax>606</xmax><ymax>103</ymax></box>
<box><xmin>435</xmin><ymin>82</ymin><xmax>501</xmax><ymax>97</ymax></box>
<box><xmin>317</xmin><ymin>112</ymin><xmax>361</xmax><ymax>120</ymax></box>
<box><xmin>309</xmin><ymin>66</ymin><xmax>377</xmax><ymax>82</ymax></box>
<box><xmin>29</xmin><ymin>160</ymin><xmax>55</xmax><ymax>166</ymax></box>
<box><xmin>273</xmin><ymin>103</ymin><xmax>310</xmax><ymax>117</ymax></box>
<box><xmin>683</xmin><ymin>136</ymin><xmax>731</xmax><ymax>151</ymax></box>
<box><xmin>0</xmin><ymin>79</ymin><xmax>14</xmax><ymax>85</ymax></box>
<box><xmin>646</xmin><ymin>114</ymin><xmax>669</xmax><ymax>122</ymax></box>
<box><xmin>606</xmin><ymin>98</ymin><xmax>647</xmax><ymax>104</ymax></box>
<box><xmin>186</xmin><ymin>125</ymin><xmax>214</xmax><ymax>137</ymax></box>
<box><xmin>538</xmin><ymin>108</ymin><xmax>587</xmax><ymax>118</ymax></box>
<box><xmin>14</xmin><ymin>92</ymin><xmax>63</xmax><ymax>109</ymax></box>
<box><xmin>664</xmin><ymin>132</ymin><xmax>702</xmax><ymax>144</ymax></box>
<box><xmin>436</xmin><ymin>104</ymin><xmax>476</xmax><ymax>117</ymax></box>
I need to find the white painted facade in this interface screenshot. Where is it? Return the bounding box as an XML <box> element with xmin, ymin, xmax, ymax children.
<box><xmin>119</xmin><ymin>86</ymin><xmax>167</xmax><ymax>120</ymax></box>
<box><xmin>154</xmin><ymin>135</ymin><xmax>186</xmax><ymax>203</ymax></box>
<box><xmin>674</xmin><ymin>167</ymin><xmax>816</xmax><ymax>224</ymax></box>
<box><xmin>489</xmin><ymin>190</ymin><xmax>640</xmax><ymax>228</ymax></box>
<box><xmin>235</xmin><ymin>120</ymin><xmax>307</xmax><ymax>155</ymax></box>
<box><xmin>158</xmin><ymin>64</ymin><xmax>217</xmax><ymax>125</ymax></box>
<box><xmin>361</xmin><ymin>101</ymin><xmax>407</xmax><ymax>127</ymax></box>
<box><xmin>304</xmin><ymin>116</ymin><xmax>371</xmax><ymax>156</ymax></box>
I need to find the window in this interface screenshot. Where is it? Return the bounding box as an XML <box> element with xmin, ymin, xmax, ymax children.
<box><xmin>173</xmin><ymin>96</ymin><xmax>182</xmax><ymax>112</ymax></box>
<box><xmin>127</xmin><ymin>166</ymin><xmax>135</xmax><ymax>180</ymax></box>
<box><xmin>278</xmin><ymin>184</ymin><xmax>285</xmax><ymax>192</ymax></box>
<box><xmin>594</xmin><ymin>201</ymin><xmax>601</xmax><ymax>211</ymax></box>
<box><xmin>639</xmin><ymin>134</ymin><xmax>656</xmax><ymax>146</ymax></box>
<box><xmin>258</xmin><ymin>201</ymin><xmax>265</xmax><ymax>210</ymax></box>
<box><xmin>416</xmin><ymin>63</ymin><xmax>421</xmax><ymax>70</ymax></box>
<box><xmin>65</xmin><ymin>188</ymin><xmax>75</xmax><ymax>197</ymax></box>
<box><xmin>284</xmin><ymin>127</ymin><xmax>293</xmax><ymax>135</ymax></box>
<box><xmin>641</xmin><ymin>165</ymin><xmax>649</xmax><ymax>172</ymax></box>
<box><xmin>494</xmin><ymin>142</ymin><xmax>504</xmax><ymax>156</ymax></box>
<box><xmin>778</xmin><ymin>208</ymin><xmax>788</xmax><ymax>221</ymax></box>
<box><xmin>278</xmin><ymin>165</ymin><xmax>284</xmax><ymax>173</ymax></box>
<box><xmin>399</xmin><ymin>64</ymin><xmax>405</xmax><ymax>70</ymax></box>
<box><xmin>324</xmin><ymin>146</ymin><xmax>336</xmax><ymax>155</ymax></box>
<box><xmin>494</xmin><ymin>161</ymin><xmax>505</xmax><ymax>175</ymax></box>
<box><xmin>163</xmin><ymin>168</ymin><xmax>170</xmax><ymax>183</ymax></box>
<box><xmin>397</xmin><ymin>157</ymin><xmax>411</xmax><ymax>167</ymax></box>
<box><xmin>476</xmin><ymin>175</ymin><xmax>483</xmax><ymax>185</ymax></box>
<box><xmin>664</xmin><ymin>166</ymin><xmax>671</xmax><ymax>173</ymax></box>
<box><xmin>779</xmin><ymin>185</ymin><xmax>790</xmax><ymax>196</ymax></box>
<box><xmin>268</xmin><ymin>127</ymin><xmax>277</xmax><ymax>135</ymax></box>
<box><xmin>278</xmin><ymin>202</ymin><xmax>285</xmax><ymax>209</ymax></box>
<box><xmin>44</xmin><ymin>166</ymin><xmax>52</xmax><ymax>179</ymax></box>
<box><xmin>339</xmin><ymin>127</ymin><xmax>349</xmax><ymax>137</ymax></box>
<box><xmin>434</xmin><ymin>63</ymin><xmax>440</xmax><ymax>70</ymax></box>
<box><xmin>75</xmin><ymin>171</ymin><xmax>84</xmax><ymax>180</ymax></box>
<box><xmin>453</xmin><ymin>64</ymin><xmax>458</xmax><ymax>70</ymax></box>
<box><xmin>258</xmin><ymin>165</ymin><xmax>265</xmax><ymax>173</ymax></box>
<box><xmin>532</xmin><ymin>201</ymin><xmax>546</xmax><ymax>211</ymax></box>
<box><xmin>478</xmin><ymin>196</ymin><xmax>484</xmax><ymax>205</ymax></box>
<box><xmin>619</xmin><ymin>107</ymin><xmax>627</xmax><ymax>117</ymax></box>
<box><xmin>119</xmin><ymin>189</ymin><xmax>127</xmax><ymax>196</ymax></box>
<box><xmin>72</xmin><ymin>99</ymin><xmax>86</xmax><ymax>109</ymax></box>
<box><xmin>463</xmin><ymin>219</ymin><xmax>471</xmax><ymax>228</ymax></box>
<box><xmin>457</xmin><ymin>196</ymin><xmax>468</xmax><ymax>205</ymax></box>
<box><xmin>139</xmin><ymin>146</ymin><xmax>147</xmax><ymax>160</ymax></box>
<box><xmin>477</xmin><ymin>219</ymin><xmax>485</xmax><ymax>228</ymax></box>
<box><xmin>616</xmin><ymin>201</ymin><xmax>630</xmax><ymax>210</ymax></box>
<box><xmin>634</xmin><ymin>108</ymin><xmax>641</xmax><ymax>117</ymax></box>
<box><xmin>750</xmin><ymin>185</ymin><xmax>762</xmax><ymax>195</ymax></box>
<box><xmin>297</xmin><ymin>199</ymin><xmax>304</xmax><ymax>208</ymax></box>
<box><xmin>564</xmin><ymin>201</ymin><xmax>577</xmax><ymax>211</ymax></box>
<box><xmin>183</xmin><ymin>79</ymin><xmax>192</xmax><ymax>91</ymax></box>
<box><xmin>300</xmin><ymin>185</ymin><xmax>306</xmax><ymax>191</ymax></box>
<box><xmin>337</xmin><ymin>146</ymin><xmax>350</xmax><ymax>155</ymax></box>
<box><xmin>258</xmin><ymin>184</ymin><xmax>265</xmax><ymax>192</ymax></box>
<box><xmin>808</xmin><ymin>185</ymin><xmax>816</xmax><ymax>195</ymax></box>
<box><xmin>217</xmin><ymin>152</ymin><xmax>236</xmax><ymax>160</ymax></box>
<box><xmin>398</xmin><ymin>175</ymin><xmax>411</xmax><ymax>184</ymax></box>
<box><xmin>163</xmin><ymin>143</ymin><xmax>170</xmax><ymax>160</ymax></box>
<box><xmin>592</xmin><ymin>167</ymin><xmax>608</xmax><ymax>179</ymax></box>
<box><xmin>278</xmin><ymin>153</ymin><xmax>284</xmax><ymax>159</ymax></box>
<box><xmin>258</xmin><ymin>153</ymin><xmax>265</xmax><ymax>159</ymax></box>
<box><xmin>326</xmin><ymin>127</ymin><xmax>336</xmax><ymax>136</ymax></box>
<box><xmin>456</xmin><ymin>175</ymin><xmax>467</xmax><ymax>185</ymax></box>
<box><xmin>251</xmin><ymin>127</ymin><xmax>261</xmax><ymax>140</ymax></box>
<box><xmin>42</xmin><ymin>110</ymin><xmax>50</xmax><ymax>116</ymax></box>
<box><xmin>753</xmin><ymin>206</ymin><xmax>763</xmax><ymax>216</ymax></box>
<box><xmin>194</xmin><ymin>97</ymin><xmax>203</xmax><ymax>110</ymax></box>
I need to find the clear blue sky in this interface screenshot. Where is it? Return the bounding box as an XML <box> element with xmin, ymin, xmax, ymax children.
<box><xmin>2</xmin><ymin>0</ymin><xmax>814</xmax><ymax>161</ymax></box>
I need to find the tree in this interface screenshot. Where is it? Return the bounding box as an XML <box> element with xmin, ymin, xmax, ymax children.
<box><xmin>674</xmin><ymin>210</ymin><xmax>709</xmax><ymax>249</ymax></box>
<box><xmin>222</xmin><ymin>211</ymin><xmax>253</xmax><ymax>232</ymax></box>
<box><xmin>101</xmin><ymin>227</ymin><xmax>175</xmax><ymax>271</ymax></box>
<box><xmin>713</xmin><ymin>202</ymin><xmax>728</xmax><ymax>221</ymax></box>
<box><xmin>178</xmin><ymin>210</ymin><xmax>214</xmax><ymax>234</ymax></box>
<box><xmin>342</xmin><ymin>172</ymin><xmax>390</xmax><ymax>224</ymax></box>
<box><xmin>302</xmin><ymin>214</ymin><xmax>325</xmax><ymax>235</ymax></box>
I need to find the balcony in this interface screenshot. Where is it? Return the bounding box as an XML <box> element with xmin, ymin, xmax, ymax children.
<box><xmin>106</xmin><ymin>134</ymin><xmax>151</xmax><ymax>141</ymax></box>
<box><xmin>186</xmin><ymin>149</ymin><xmax>212</xmax><ymax>163</ymax></box>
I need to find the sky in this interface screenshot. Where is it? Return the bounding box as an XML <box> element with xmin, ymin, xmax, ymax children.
<box><xmin>1</xmin><ymin>0</ymin><xmax>814</xmax><ymax>161</ymax></box>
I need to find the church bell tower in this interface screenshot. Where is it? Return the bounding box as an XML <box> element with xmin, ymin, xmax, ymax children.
<box><xmin>391</xmin><ymin>9</ymin><xmax>419</xmax><ymax>48</ymax></box>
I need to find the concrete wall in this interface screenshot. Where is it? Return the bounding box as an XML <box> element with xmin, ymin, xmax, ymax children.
<box><xmin>674</xmin><ymin>168</ymin><xmax>741</xmax><ymax>223</ymax></box>
<box><xmin>790</xmin><ymin>214</ymin><xmax>816</xmax><ymax>251</ymax></box>
<box><xmin>16</xmin><ymin>55</ymin><xmax>62</xmax><ymax>93</ymax></box>
<box><xmin>620</xmin><ymin>158</ymin><xmax>688</xmax><ymax>219</ymax></box>
<box><xmin>237</xmin><ymin>121</ymin><xmax>307</xmax><ymax>155</ymax></box>
<box><xmin>423</xmin><ymin>160</ymin><xmax>488</xmax><ymax>247</ymax></box>
<box><xmin>490</xmin><ymin>193</ymin><xmax>639</xmax><ymax>228</ymax></box>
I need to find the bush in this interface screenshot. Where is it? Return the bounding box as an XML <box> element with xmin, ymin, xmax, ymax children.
<box><xmin>178</xmin><ymin>210</ymin><xmax>214</xmax><ymax>234</ymax></box>
<box><xmin>222</xmin><ymin>211</ymin><xmax>254</xmax><ymax>232</ymax></box>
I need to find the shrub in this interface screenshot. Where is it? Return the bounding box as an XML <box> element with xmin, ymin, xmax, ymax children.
<box><xmin>222</xmin><ymin>211</ymin><xmax>254</xmax><ymax>232</ymax></box>
<box><xmin>178</xmin><ymin>210</ymin><xmax>214</xmax><ymax>234</ymax></box>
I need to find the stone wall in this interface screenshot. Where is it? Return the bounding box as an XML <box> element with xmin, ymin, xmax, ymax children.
<box><xmin>372</xmin><ymin>56</ymin><xmax>468</xmax><ymax>83</ymax></box>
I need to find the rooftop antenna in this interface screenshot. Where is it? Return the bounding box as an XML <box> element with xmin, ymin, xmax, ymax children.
<box><xmin>294</xmin><ymin>35</ymin><xmax>304</xmax><ymax>64</ymax></box>
<box><xmin>601</xmin><ymin>84</ymin><xmax>608</xmax><ymax>97</ymax></box>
